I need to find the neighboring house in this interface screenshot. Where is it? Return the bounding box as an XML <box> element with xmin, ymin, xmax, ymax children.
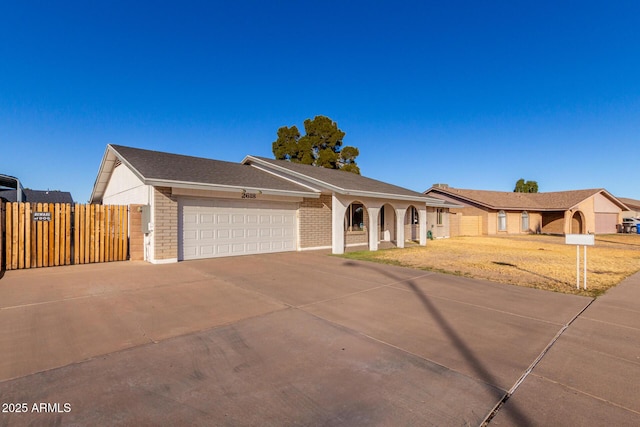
<box><xmin>90</xmin><ymin>144</ymin><xmax>456</xmax><ymax>263</ymax></box>
<box><xmin>0</xmin><ymin>174</ymin><xmax>73</xmax><ymax>204</ymax></box>
<box><xmin>424</xmin><ymin>185</ymin><xmax>629</xmax><ymax>236</ymax></box>
<box><xmin>618</xmin><ymin>197</ymin><xmax>640</xmax><ymax>218</ymax></box>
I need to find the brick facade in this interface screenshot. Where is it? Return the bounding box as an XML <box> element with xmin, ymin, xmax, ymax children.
<box><xmin>299</xmin><ymin>195</ymin><xmax>333</xmax><ymax>248</ymax></box>
<box><xmin>153</xmin><ymin>187</ymin><xmax>178</xmax><ymax>260</ymax></box>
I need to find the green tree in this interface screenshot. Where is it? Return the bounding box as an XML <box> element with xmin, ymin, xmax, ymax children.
<box><xmin>514</xmin><ymin>179</ymin><xmax>539</xmax><ymax>193</ymax></box>
<box><xmin>272</xmin><ymin>115</ymin><xmax>361</xmax><ymax>174</ymax></box>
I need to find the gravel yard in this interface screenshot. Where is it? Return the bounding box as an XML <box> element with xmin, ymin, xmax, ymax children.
<box><xmin>343</xmin><ymin>234</ymin><xmax>640</xmax><ymax>297</ymax></box>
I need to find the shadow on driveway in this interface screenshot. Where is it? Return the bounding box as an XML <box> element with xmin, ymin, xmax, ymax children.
<box><xmin>343</xmin><ymin>260</ymin><xmax>533</xmax><ymax>426</ymax></box>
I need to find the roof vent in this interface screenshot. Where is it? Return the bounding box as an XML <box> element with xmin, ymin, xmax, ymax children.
<box><xmin>433</xmin><ymin>183</ymin><xmax>449</xmax><ymax>189</ymax></box>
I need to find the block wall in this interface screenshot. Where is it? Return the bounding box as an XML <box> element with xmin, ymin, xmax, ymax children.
<box><xmin>299</xmin><ymin>195</ymin><xmax>333</xmax><ymax>248</ymax></box>
<box><xmin>153</xmin><ymin>187</ymin><xmax>178</xmax><ymax>260</ymax></box>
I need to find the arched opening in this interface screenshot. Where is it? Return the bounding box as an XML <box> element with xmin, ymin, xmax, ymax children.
<box><xmin>379</xmin><ymin>203</ymin><xmax>397</xmax><ymax>244</ymax></box>
<box><xmin>404</xmin><ymin>205</ymin><xmax>420</xmax><ymax>242</ymax></box>
<box><xmin>571</xmin><ymin>211</ymin><xmax>585</xmax><ymax>234</ymax></box>
<box><xmin>344</xmin><ymin>201</ymin><xmax>369</xmax><ymax>249</ymax></box>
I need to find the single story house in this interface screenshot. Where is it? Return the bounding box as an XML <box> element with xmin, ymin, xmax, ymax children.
<box><xmin>90</xmin><ymin>144</ymin><xmax>457</xmax><ymax>263</ymax></box>
<box><xmin>0</xmin><ymin>174</ymin><xmax>74</xmax><ymax>204</ymax></box>
<box><xmin>424</xmin><ymin>185</ymin><xmax>629</xmax><ymax>236</ymax></box>
<box><xmin>618</xmin><ymin>197</ymin><xmax>640</xmax><ymax>218</ymax></box>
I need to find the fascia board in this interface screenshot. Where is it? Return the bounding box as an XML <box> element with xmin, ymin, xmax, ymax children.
<box><xmin>89</xmin><ymin>146</ymin><xmax>117</xmax><ymax>203</ymax></box>
<box><xmin>145</xmin><ymin>178</ymin><xmax>320</xmax><ymax>199</ymax></box>
<box><xmin>428</xmin><ymin>201</ymin><xmax>465</xmax><ymax>208</ymax></box>
<box><xmin>340</xmin><ymin>188</ymin><xmax>438</xmax><ymax>203</ymax></box>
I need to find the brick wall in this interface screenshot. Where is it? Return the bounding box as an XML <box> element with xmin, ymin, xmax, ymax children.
<box><xmin>299</xmin><ymin>195</ymin><xmax>332</xmax><ymax>248</ymax></box>
<box><xmin>153</xmin><ymin>187</ymin><xmax>178</xmax><ymax>260</ymax></box>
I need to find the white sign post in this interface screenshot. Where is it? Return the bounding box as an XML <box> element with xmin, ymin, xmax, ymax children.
<box><xmin>565</xmin><ymin>234</ymin><xmax>595</xmax><ymax>290</ymax></box>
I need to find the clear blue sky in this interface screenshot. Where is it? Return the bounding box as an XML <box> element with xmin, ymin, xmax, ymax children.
<box><xmin>2</xmin><ymin>1</ymin><xmax>639</xmax><ymax>203</ymax></box>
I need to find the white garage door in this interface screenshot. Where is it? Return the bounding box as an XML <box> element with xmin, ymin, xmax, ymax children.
<box><xmin>180</xmin><ymin>198</ymin><xmax>298</xmax><ymax>260</ymax></box>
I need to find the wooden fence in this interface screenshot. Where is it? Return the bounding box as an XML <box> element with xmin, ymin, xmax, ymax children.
<box><xmin>2</xmin><ymin>203</ymin><xmax>128</xmax><ymax>270</ymax></box>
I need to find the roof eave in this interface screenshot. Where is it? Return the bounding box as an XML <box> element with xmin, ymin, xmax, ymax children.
<box><xmin>246</xmin><ymin>156</ymin><xmax>432</xmax><ymax>202</ymax></box>
<box><xmin>244</xmin><ymin>156</ymin><xmax>346</xmax><ymax>193</ymax></box>
<box><xmin>90</xmin><ymin>144</ymin><xmax>149</xmax><ymax>203</ymax></box>
<box><xmin>146</xmin><ymin>178</ymin><xmax>320</xmax><ymax>199</ymax></box>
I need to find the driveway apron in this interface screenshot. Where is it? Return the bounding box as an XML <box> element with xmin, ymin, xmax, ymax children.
<box><xmin>0</xmin><ymin>251</ymin><xmax>619</xmax><ymax>425</ymax></box>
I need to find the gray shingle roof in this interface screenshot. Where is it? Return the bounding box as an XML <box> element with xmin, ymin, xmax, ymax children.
<box><xmin>109</xmin><ymin>145</ymin><xmax>316</xmax><ymax>194</ymax></box>
<box><xmin>618</xmin><ymin>197</ymin><xmax>640</xmax><ymax>211</ymax></box>
<box><xmin>427</xmin><ymin>187</ymin><xmax>623</xmax><ymax>211</ymax></box>
<box><xmin>246</xmin><ymin>156</ymin><xmax>430</xmax><ymax>200</ymax></box>
<box><xmin>0</xmin><ymin>189</ymin><xmax>73</xmax><ymax>204</ymax></box>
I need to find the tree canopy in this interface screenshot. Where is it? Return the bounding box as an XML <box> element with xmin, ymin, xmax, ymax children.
<box><xmin>272</xmin><ymin>115</ymin><xmax>360</xmax><ymax>174</ymax></box>
<box><xmin>514</xmin><ymin>179</ymin><xmax>539</xmax><ymax>193</ymax></box>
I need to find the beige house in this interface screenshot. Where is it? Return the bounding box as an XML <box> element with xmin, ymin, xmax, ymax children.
<box><xmin>91</xmin><ymin>144</ymin><xmax>454</xmax><ymax>263</ymax></box>
<box><xmin>424</xmin><ymin>185</ymin><xmax>629</xmax><ymax>236</ymax></box>
<box><xmin>619</xmin><ymin>197</ymin><xmax>640</xmax><ymax>218</ymax></box>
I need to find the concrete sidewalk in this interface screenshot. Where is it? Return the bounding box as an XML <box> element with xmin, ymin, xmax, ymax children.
<box><xmin>491</xmin><ymin>270</ymin><xmax>640</xmax><ymax>426</ymax></box>
<box><xmin>0</xmin><ymin>252</ymin><xmax>637</xmax><ymax>425</ymax></box>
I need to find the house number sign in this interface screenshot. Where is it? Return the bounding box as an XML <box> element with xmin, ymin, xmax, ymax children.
<box><xmin>33</xmin><ymin>212</ymin><xmax>52</xmax><ymax>222</ymax></box>
<box><xmin>242</xmin><ymin>192</ymin><xmax>257</xmax><ymax>199</ymax></box>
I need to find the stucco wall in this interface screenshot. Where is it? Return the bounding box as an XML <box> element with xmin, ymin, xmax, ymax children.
<box><xmin>426</xmin><ymin>207</ymin><xmax>450</xmax><ymax>238</ymax></box>
<box><xmin>450</xmin><ymin>206</ymin><xmax>487</xmax><ymax>236</ymax></box>
<box><xmin>542</xmin><ymin>212</ymin><xmax>565</xmax><ymax>234</ymax></box>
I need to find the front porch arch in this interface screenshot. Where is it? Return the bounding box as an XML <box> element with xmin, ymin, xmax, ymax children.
<box><xmin>571</xmin><ymin>211</ymin><xmax>585</xmax><ymax>234</ymax></box>
<box><xmin>403</xmin><ymin>204</ymin><xmax>427</xmax><ymax>245</ymax></box>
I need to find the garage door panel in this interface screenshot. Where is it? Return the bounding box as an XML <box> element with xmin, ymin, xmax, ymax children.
<box><xmin>201</xmin><ymin>245</ymin><xmax>215</xmax><ymax>256</ymax></box>
<box><xmin>183</xmin><ymin>230</ymin><xmax>198</xmax><ymax>240</ymax></box>
<box><xmin>200</xmin><ymin>214</ymin><xmax>214</xmax><ymax>223</ymax></box>
<box><xmin>180</xmin><ymin>198</ymin><xmax>298</xmax><ymax>260</ymax></box>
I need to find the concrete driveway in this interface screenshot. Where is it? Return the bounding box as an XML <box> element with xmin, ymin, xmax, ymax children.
<box><xmin>0</xmin><ymin>251</ymin><xmax>637</xmax><ymax>425</ymax></box>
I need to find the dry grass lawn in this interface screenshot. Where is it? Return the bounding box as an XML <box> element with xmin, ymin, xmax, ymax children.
<box><xmin>343</xmin><ymin>234</ymin><xmax>640</xmax><ymax>297</ymax></box>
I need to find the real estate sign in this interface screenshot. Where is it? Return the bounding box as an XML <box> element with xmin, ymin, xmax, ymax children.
<box><xmin>565</xmin><ymin>234</ymin><xmax>595</xmax><ymax>289</ymax></box>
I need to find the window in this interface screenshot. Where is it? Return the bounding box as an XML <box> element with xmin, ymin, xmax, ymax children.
<box><xmin>498</xmin><ymin>210</ymin><xmax>507</xmax><ymax>231</ymax></box>
<box><xmin>521</xmin><ymin>211</ymin><xmax>529</xmax><ymax>231</ymax></box>
<box><xmin>346</xmin><ymin>203</ymin><xmax>364</xmax><ymax>231</ymax></box>
<box><xmin>436</xmin><ymin>208</ymin><xmax>444</xmax><ymax>225</ymax></box>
